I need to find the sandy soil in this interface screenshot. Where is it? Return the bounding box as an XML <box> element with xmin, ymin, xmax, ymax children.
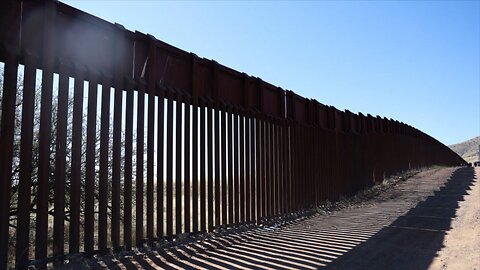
<box><xmin>428</xmin><ymin>167</ymin><xmax>480</xmax><ymax>270</ymax></box>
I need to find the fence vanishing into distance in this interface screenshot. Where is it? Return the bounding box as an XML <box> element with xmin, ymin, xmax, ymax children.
<box><xmin>0</xmin><ymin>0</ymin><xmax>466</xmax><ymax>268</ymax></box>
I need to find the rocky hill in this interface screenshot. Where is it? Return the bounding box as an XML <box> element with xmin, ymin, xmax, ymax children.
<box><xmin>449</xmin><ymin>136</ymin><xmax>480</xmax><ymax>163</ymax></box>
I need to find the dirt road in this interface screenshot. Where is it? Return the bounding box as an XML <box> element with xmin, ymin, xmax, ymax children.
<box><xmin>79</xmin><ymin>166</ymin><xmax>479</xmax><ymax>269</ymax></box>
<box><xmin>428</xmin><ymin>167</ymin><xmax>480</xmax><ymax>270</ymax></box>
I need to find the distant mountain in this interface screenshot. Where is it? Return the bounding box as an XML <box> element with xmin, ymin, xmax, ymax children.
<box><xmin>449</xmin><ymin>136</ymin><xmax>480</xmax><ymax>163</ymax></box>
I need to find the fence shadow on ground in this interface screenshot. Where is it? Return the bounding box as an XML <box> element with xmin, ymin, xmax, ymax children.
<box><xmin>82</xmin><ymin>167</ymin><xmax>475</xmax><ymax>270</ymax></box>
<box><xmin>328</xmin><ymin>167</ymin><xmax>476</xmax><ymax>269</ymax></box>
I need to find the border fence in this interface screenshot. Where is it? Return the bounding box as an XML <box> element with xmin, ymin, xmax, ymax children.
<box><xmin>0</xmin><ymin>0</ymin><xmax>466</xmax><ymax>268</ymax></box>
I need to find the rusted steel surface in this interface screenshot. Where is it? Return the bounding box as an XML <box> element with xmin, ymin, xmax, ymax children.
<box><xmin>124</xmin><ymin>78</ymin><xmax>134</xmax><ymax>250</ymax></box>
<box><xmin>69</xmin><ymin>65</ymin><xmax>84</xmax><ymax>254</ymax></box>
<box><xmin>184</xmin><ymin>96</ymin><xmax>191</xmax><ymax>233</ymax></box>
<box><xmin>99</xmin><ymin>74</ymin><xmax>111</xmax><ymax>251</ymax></box>
<box><xmin>175</xmin><ymin>93</ymin><xmax>183</xmax><ymax>236</ymax></box>
<box><xmin>15</xmin><ymin>55</ymin><xmax>36</xmax><ymax>269</ymax></box>
<box><xmin>166</xmin><ymin>91</ymin><xmax>174</xmax><ymax>237</ymax></box>
<box><xmin>221</xmin><ymin>106</ymin><xmax>228</xmax><ymax>226</ymax></box>
<box><xmin>84</xmin><ymin>75</ymin><xmax>97</xmax><ymax>254</ymax></box>
<box><xmin>136</xmin><ymin>79</ymin><xmax>145</xmax><ymax>247</ymax></box>
<box><xmin>157</xmin><ymin>87</ymin><xmax>165</xmax><ymax>238</ymax></box>
<box><xmin>199</xmin><ymin>100</ymin><xmax>206</xmax><ymax>233</ymax></box>
<box><xmin>0</xmin><ymin>50</ymin><xmax>19</xmax><ymax>268</ymax></box>
<box><xmin>53</xmin><ymin>62</ymin><xmax>68</xmax><ymax>256</ymax></box>
<box><xmin>207</xmin><ymin>101</ymin><xmax>214</xmax><ymax>232</ymax></box>
<box><xmin>0</xmin><ymin>1</ymin><xmax>466</xmax><ymax>268</ymax></box>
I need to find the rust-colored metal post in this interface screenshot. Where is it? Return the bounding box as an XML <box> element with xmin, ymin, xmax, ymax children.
<box><xmin>221</xmin><ymin>103</ymin><xmax>228</xmax><ymax>226</ymax></box>
<box><xmin>176</xmin><ymin>91</ymin><xmax>183</xmax><ymax>236</ymax></box>
<box><xmin>146</xmin><ymin>36</ymin><xmax>157</xmax><ymax>242</ymax></box>
<box><xmin>234</xmin><ymin>107</ymin><xmax>240</xmax><ymax>223</ymax></box>
<box><xmin>111</xmin><ymin>23</ymin><xmax>125</xmax><ymax>251</ymax></box>
<box><xmin>99</xmin><ymin>74</ymin><xmax>111</xmax><ymax>251</ymax></box>
<box><xmin>226</xmin><ymin>105</ymin><xmax>234</xmax><ymax>225</ymax></box>
<box><xmin>191</xmin><ymin>54</ymin><xmax>199</xmax><ymax>233</ymax></box>
<box><xmin>166</xmin><ymin>89</ymin><xmax>174</xmax><ymax>237</ymax></box>
<box><xmin>36</xmin><ymin>1</ymin><xmax>56</xmax><ymax>262</ymax></box>
<box><xmin>84</xmin><ymin>74</ymin><xmax>98</xmax><ymax>254</ymax></box>
<box><xmin>15</xmin><ymin>54</ymin><xmax>36</xmax><ymax>269</ymax></box>
<box><xmin>207</xmin><ymin>99</ymin><xmax>214</xmax><ymax>231</ymax></box>
<box><xmin>199</xmin><ymin>98</ymin><xmax>207</xmax><ymax>232</ymax></box>
<box><xmin>245</xmin><ymin>112</ymin><xmax>252</xmax><ymax>223</ymax></box>
<box><xmin>53</xmin><ymin>61</ymin><xmax>68</xmax><ymax>257</ymax></box>
<box><xmin>136</xmin><ymin>79</ymin><xmax>146</xmax><ymax>246</ymax></box>
<box><xmin>184</xmin><ymin>95</ymin><xmax>191</xmax><ymax>233</ymax></box>
<box><xmin>239</xmin><ymin>111</ymin><xmax>246</xmax><ymax>223</ymax></box>
<box><xmin>124</xmin><ymin>78</ymin><xmax>135</xmax><ymax>250</ymax></box>
<box><xmin>0</xmin><ymin>52</ymin><xmax>17</xmax><ymax>268</ymax></box>
<box><xmin>156</xmin><ymin>85</ymin><xmax>165</xmax><ymax>238</ymax></box>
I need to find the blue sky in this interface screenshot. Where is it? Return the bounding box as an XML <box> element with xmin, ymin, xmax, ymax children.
<box><xmin>64</xmin><ymin>0</ymin><xmax>479</xmax><ymax>145</ymax></box>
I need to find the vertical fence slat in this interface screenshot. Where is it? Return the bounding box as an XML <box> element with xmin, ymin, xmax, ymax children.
<box><xmin>84</xmin><ymin>75</ymin><xmax>97</xmax><ymax>254</ymax></box>
<box><xmin>267</xmin><ymin>121</ymin><xmax>273</xmax><ymax>217</ymax></box>
<box><xmin>192</xmin><ymin>98</ymin><xmax>199</xmax><ymax>233</ymax></box>
<box><xmin>207</xmin><ymin>103</ymin><xmax>214</xmax><ymax>231</ymax></box>
<box><xmin>263</xmin><ymin>120</ymin><xmax>269</xmax><ymax>218</ymax></box>
<box><xmin>234</xmin><ymin>110</ymin><xmax>240</xmax><ymax>224</ymax></box>
<box><xmin>184</xmin><ymin>98</ymin><xmax>191</xmax><ymax>233</ymax></box>
<box><xmin>36</xmin><ymin>8</ymin><xmax>56</xmax><ymax>263</ymax></box>
<box><xmin>0</xmin><ymin>52</ymin><xmax>18</xmax><ymax>268</ymax></box>
<box><xmin>111</xmin><ymin>82</ymin><xmax>121</xmax><ymax>250</ymax></box>
<box><xmin>136</xmin><ymin>81</ymin><xmax>145</xmax><ymax>246</ymax></box>
<box><xmin>190</xmin><ymin>55</ymin><xmax>198</xmax><ymax>234</ymax></box>
<box><xmin>281</xmin><ymin>122</ymin><xmax>285</xmax><ymax>212</ymax></box>
<box><xmin>281</xmin><ymin>122</ymin><xmax>287</xmax><ymax>214</ymax></box>
<box><xmin>99</xmin><ymin>75</ymin><xmax>111</xmax><ymax>251</ymax></box>
<box><xmin>227</xmin><ymin>107</ymin><xmax>234</xmax><ymax>225</ymax></box>
<box><xmin>175</xmin><ymin>94</ymin><xmax>183</xmax><ymax>235</ymax></box>
<box><xmin>255</xmin><ymin>117</ymin><xmax>262</xmax><ymax>222</ymax></box>
<box><xmin>270</xmin><ymin>121</ymin><xmax>275</xmax><ymax>216</ymax></box>
<box><xmin>0</xmin><ymin>4</ymin><xmax>19</xmax><ymax>265</ymax></box>
<box><xmin>272</xmin><ymin>121</ymin><xmax>276</xmax><ymax>216</ymax></box>
<box><xmin>232</xmin><ymin>109</ymin><xmax>240</xmax><ymax>223</ymax></box>
<box><xmin>291</xmin><ymin>123</ymin><xmax>297</xmax><ymax>211</ymax></box>
<box><xmin>0</xmin><ymin>51</ymin><xmax>18</xmax><ymax>268</ymax></box>
<box><xmin>264</xmin><ymin>119</ymin><xmax>269</xmax><ymax>218</ymax></box>
<box><xmin>275</xmin><ymin>122</ymin><xmax>281</xmax><ymax>215</ymax></box>
<box><xmin>15</xmin><ymin>55</ymin><xmax>36</xmax><ymax>269</ymax></box>
<box><xmin>244</xmin><ymin>115</ymin><xmax>250</xmax><ymax>223</ymax></box>
<box><xmin>274</xmin><ymin>122</ymin><xmax>278</xmax><ymax>215</ymax></box>
<box><xmin>166</xmin><ymin>91</ymin><xmax>174</xmax><ymax>237</ymax></box>
<box><xmin>285</xmin><ymin>123</ymin><xmax>290</xmax><ymax>213</ymax></box>
<box><xmin>146</xmin><ymin>41</ymin><xmax>156</xmax><ymax>242</ymax></box>
<box><xmin>250</xmin><ymin>114</ymin><xmax>256</xmax><ymax>223</ymax></box>
<box><xmin>199</xmin><ymin>100</ymin><xmax>206</xmax><ymax>232</ymax></box>
<box><xmin>111</xmin><ymin>30</ymin><xmax>124</xmax><ymax>251</ymax></box>
<box><xmin>214</xmin><ymin>106</ymin><xmax>220</xmax><ymax>228</ymax></box>
<box><xmin>69</xmin><ymin>66</ymin><xmax>84</xmax><ymax>253</ymax></box>
<box><xmin>221</xmin><ymin>106</ymin><xmax>228</xmax><ymax>226</ymax></box>
<box><xmin>156</xmin><ymin>89</ymin><xmax>165</xmax><ymax>238</ymax></box>
<box><xmin>124</xmin><ymin>79</ymin><xmax>134</xmax><ymax>250</ymax></box>
<box><xmin>146</xmin><ymin>90</ymin><xmax>155</xmax><ymax>241</ymax></box>
<box><xmin>239</xmin><ymin>114</ymin><xmax>245</xmax><ymax>223</ymax></box>
<box><xmin>53</xmin><ymin>63</ymin><xmax>69</xmax><ymax>256</ymax></box>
